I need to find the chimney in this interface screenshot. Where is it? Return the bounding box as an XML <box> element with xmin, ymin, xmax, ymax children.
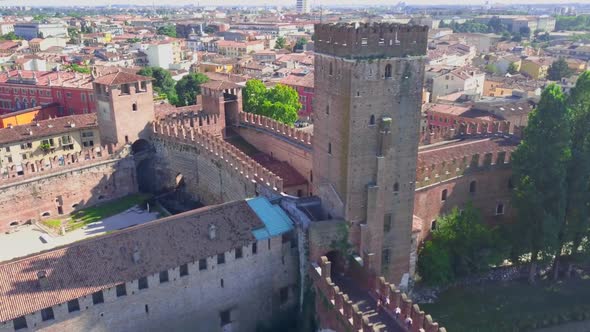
<box><xmin>208</xmin><ymin>224</ymin><xmax>216</xmax><ymax>240</ymax></box>
<box><xmin>7</xmin><ymin>124</ymin><xmax>12</xmax><ymax>129</ymax></box>
<box><xmin>37</xmin><ymin>271</ymin><xmax>49</xmax><ymax>289</ymax></box>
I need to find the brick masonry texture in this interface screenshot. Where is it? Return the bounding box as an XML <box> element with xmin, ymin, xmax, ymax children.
<box><xmin>0</xmin><ymin>150</ymin><xmax>136</xmax><ymax>233</ymax></box>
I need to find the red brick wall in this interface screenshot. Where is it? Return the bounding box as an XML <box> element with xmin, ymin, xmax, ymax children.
<box><xmin>0</xmin><ymin>157</ymin><xmax>137</xmax><ymax>233</ymax></box>
<box><xmin>413</xmin><ymin>167</ymin><xmax>515</xmax><ymax>243</ymax></box>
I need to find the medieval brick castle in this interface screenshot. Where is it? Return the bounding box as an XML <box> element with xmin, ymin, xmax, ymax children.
<box><xmin>0</xmin><ymin>23</ymin><xmax>520</xmax><ymax>332</ymax></box>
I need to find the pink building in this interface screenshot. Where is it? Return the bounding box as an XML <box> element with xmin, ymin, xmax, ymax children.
<box><xmin>279</xmin><ymin>71</ymin><xmax>314</xmax><ymax>120</ymax></box>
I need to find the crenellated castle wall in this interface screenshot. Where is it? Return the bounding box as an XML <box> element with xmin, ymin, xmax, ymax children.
<box><xmin>311</xmin><ymin>256</ymin><xmax>446</xmax><ymax>332</ymax></box>
<box><xmin>149</xmin><ymin>121</ymin><xmax>283</xmax><ymax>205</ymax></box>
<box><xmin>0</xmin><ymin>145</ymin><xmax>137</xmax><ymax>233</ymax></box>
<box><xmin>314</xmin><ymin>23</ymin><xmax>429</xmax><ymax>59</ymax></box>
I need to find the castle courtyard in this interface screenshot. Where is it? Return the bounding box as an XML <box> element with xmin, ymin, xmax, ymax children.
<box><xmin>0</xmin><ymin>207</ymin><xmax>159</xmax><ymax>262</ymax></box>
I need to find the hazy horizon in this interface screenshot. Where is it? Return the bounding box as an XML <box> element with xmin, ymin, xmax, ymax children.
<box><xmin>7</xmin><ymin>0</ymin><xmax>586</xmax><ymax>8</ymax></box>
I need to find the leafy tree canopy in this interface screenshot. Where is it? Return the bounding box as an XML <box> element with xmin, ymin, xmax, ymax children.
<box><xmin>548</xmin><ymin>58</ymin><xmax>573</xmax><ymax>81</ymax></box>
<box><xmin>242</xmin><ymin>79</ymin><xmax>300</xmax><ymax>126</ymax></box>
<box><xmin>275</xmin><ymin>36</ymin><xmax>286</xmax><ymax>49</ymax></box>
<box><xmin>137</xmin><ymin>66</ymin><xmax>177</xmax><ymax>103</ymax></box>
<box><xmin>157</xmin><ymin>24</ymin><xmax>177</xmax><ymax>38</ymax></box>
<box><xmin>174</xmin><ymin>73</ymin><xmax>209</xmax><ymax>106</ymax></box>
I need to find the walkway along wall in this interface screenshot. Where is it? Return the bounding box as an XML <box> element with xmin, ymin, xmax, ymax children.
<box><xmin>235</xmin><ymin>112</ymin><xmax>313</xmax><ymax>194</ymax></box>
<box><xmin>149</xmin><ymin>122</ymin><xmax>284</xmax><ymax>206</ymax></box>
<box><xmin>311</xmin><ymin>256</ymin><xmax>446</xmax><ymax>332</ymax></box>
<box><xmin>0</xmin><ymin>145</ymin><xmax>137</xmax><ymax>233</ymax></box>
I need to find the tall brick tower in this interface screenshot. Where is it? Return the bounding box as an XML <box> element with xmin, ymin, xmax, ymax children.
<box><xmin>313</xmin><ymin>23</ymin><xmax>428</xmax><ymax>283</ymax></box>
<box><xmin>93</xmin><ymin>71</ymin><xmax>155</xmax><ymax>146</ymax></box>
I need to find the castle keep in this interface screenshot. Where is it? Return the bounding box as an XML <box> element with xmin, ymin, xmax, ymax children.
<box><xmin>313</xmin><ymin>23</ymin><xmax>428</xmax><ymax>282</ymax></box>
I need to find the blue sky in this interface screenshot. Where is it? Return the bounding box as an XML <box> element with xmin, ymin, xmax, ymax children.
<box><xmin>11</xmin><ymin>0</ymin><xmax>584</xmax><ymax>7</ymax></box>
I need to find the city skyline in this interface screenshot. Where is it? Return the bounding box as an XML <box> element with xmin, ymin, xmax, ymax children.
<box><xmin>7</xmin><ymin>0</ymin><xmax>585</xmax><ymax>7</ymax></box>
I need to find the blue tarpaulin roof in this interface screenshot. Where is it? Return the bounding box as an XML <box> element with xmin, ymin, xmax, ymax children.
<box><xmin>247</xmin><ymin>197</ymin><xmax>294</xmax><ymax>240</ymax></box>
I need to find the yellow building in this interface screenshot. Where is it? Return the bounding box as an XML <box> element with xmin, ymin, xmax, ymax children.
<box><xmin>483</xmin><ymin>79</ymin><xmax>513</xmax><ymax>97</ymax></box>
<box><xmin>0</xmin><ymin>107</ymin><xmax>44</xmax><ymax>128</ymax></box>
<box><xmin>520</xmin><ymin>57</ymin><xmax>552</xmax><ymax>79</ymax></box>
<box><xmin>0</xmin><ymin>114</ymin><xmax>100</xmax><ymax>173</ymax></box>
<box><xmin>199</xmin><ymin>61</ymin><xmax>233</xmax><ymax>73</ymax></box>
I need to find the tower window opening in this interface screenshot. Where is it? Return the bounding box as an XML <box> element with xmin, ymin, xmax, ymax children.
<box><xmin>369</xmin><ymin>115</ymin><xmax>375</xmax><ymax>126</ymax></box>
<box><xmin>441</xmin><ymin>189</ymin><xmax>448</xmax><ymax>201</ymax></box>
<box><xmin>385</xmin><ymin>64</ymin><xmax>392</xmax><ymax>78</ymax></box>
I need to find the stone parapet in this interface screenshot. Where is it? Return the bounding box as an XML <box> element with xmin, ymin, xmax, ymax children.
<box><xmin>311</xmin><ymin>256</ymin><xmax>445</xmax><ymax>332</ymax></box>
<box><xmin>420</xmin><ymin>119</ymin><xmax>523</xmax><ymax>146</ymax></box>
<box><xmin>152</xmin><ymin>121</ymin><xmax>284</xmax><ymax>193</ymax></box>
<box><xmin>238</xmin><ymin>112</ymin><xmax>313</xmax><ymax>147</ymax></box>
<box><xmin>0</xmin><ymin>144</ymin><xmax>120</xmax><ymax>186</ymax></box>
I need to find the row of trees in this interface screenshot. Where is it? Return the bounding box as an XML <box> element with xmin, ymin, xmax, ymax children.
<box><xmin>242</xmin><ymin>80</ymin><xmax>301</xmax><ymax>126</ymax></box>
<box><xmin>510</xmin><ymin>72</ymin><xmax>590</xmax><ymax>283</ymax></box>
<box><xmin>556</xmin><ymin>15</ymin><xmax>590</xmax><ymax>31</ymax></box>
<box><xmin>440</xmin><ymin>18</ymin><xmax>530</xmax><ymax>41</ymax></box>
<box><xmin>138</xmin><ymin>67</ymin><xmax>209</xmax><ymax>107</ymax></box>
<box><xmin>418</xmin><ymin>73</ymin><xmax>590</xmax><ymax>285</ymax></box>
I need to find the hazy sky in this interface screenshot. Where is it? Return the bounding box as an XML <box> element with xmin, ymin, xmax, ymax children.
<box><xmin>10</xmin><ymin>0</ymin><xmax>584</xmax><ymax>7</ymax></box>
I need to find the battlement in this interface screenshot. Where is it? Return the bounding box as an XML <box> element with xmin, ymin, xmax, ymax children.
<box><xmin>314</xmin><ymin>23</ymin><xmax>428</xmax><ymax>59</ymax></box>
<box><xmin>152</xmin><ymin>122</ymin><xmax>283</xmax><ymax>193</ymax></box>
<box><xmin>416</xmin><ymin>138</ymin><xmax>517</xmax><ymax>189</ymax></box>
<box><xmin>0</xmin><ymin>144</ymin><xmax>121</xmax><ymax>187</ymax></box>
<box><xmin>420</xmin><ymin>119</ymin><xmax>523</xmax><ymax>146</ymax></box>
<box><xmin>238</xmin><ymin>112</ymin><xmax>313</xmax><ymax>147</ymax></box>
<box><xmin>158</xmin><ymin>111</ymin><xmax>224</xmax><ymax>137</ymax></box>
<box><xmin>311</xmin><ymin>256</ymin><xmax>445</xmax><ymax>332</ymax></box>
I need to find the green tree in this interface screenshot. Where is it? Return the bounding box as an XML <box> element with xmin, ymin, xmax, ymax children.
<box><xmin>485</xmin><ymin>63</ymin><xmax>499</xmax><ymax>74</ymax></box>
<box><xmin>0</xmin><ymin>32</ymin><xmax>21</xmax><ymax>41</ymax></box>
<box><xmin>507</xmin><ymin>62</ymin><xmax>519</xmax><ymax>75</ymax></box>
<box><xmin>174</xmin><ymin>73</ymin><xmax>209</xmax><ymax>106</ymax></box>
<box><xmin>418</xmin><ymin>205</ymin><xmax>504</xmax><ymax>285</ymax></box>
<box><xmin>519</xmin><ymin>26</ymin><xmax>532</xmax><ymax>39</ymax></box>
<box><xmin>243</xmin><ymin>80</ymin><xmax>300</xmax><ymax>125</ymax></box>
<box><xmin>560</xmin><ymin>72</ymin><xmax>590</xmax><ymax>277</ymax></box>
<box><xmin>510</xmin><ymin>84</ymin><xmax>571</xmax><ymax>283</ymax></box>
<box><xmin>548</xmin><ymin>58</ymin><xmax>573</xmax><ymax>81</ymax></box>
<box><xmin>243</xmin><ymin>79</ymin><xmax>268</xmax><ymax>114</ymax></box>
<box><xmin>293</xmin><ymin>37</ymin><xmax>308</xmax><ymax>51</ymax></box>
<box><xmin>137</xmin><ymin>67</ymin><xmax>177</xmax><ymax>102</ymax></box>
<box><xmin>275</xmin><ymin>36</ymin><xmax>286</xmax><ymax>49</ymax></box>
<box><xmin>157</xmin><ymin>24</ymin><xmax>177</xmax><ymax>38</ymax></box>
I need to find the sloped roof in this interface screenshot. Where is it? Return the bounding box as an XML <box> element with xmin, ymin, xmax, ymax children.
<box><xmin>0</xmin><ymin>114</ymin><xmax>98</xmax><ymax>145</ymax></box>
<box><xmin>0</xmin><ymin>199</ymin><xmax>275</xmax><ymax>322</ymax></box>
<box><xmin>92</xmin><ymin>70</ymin><xmax>151</xmax><ymax>86</ymax></box>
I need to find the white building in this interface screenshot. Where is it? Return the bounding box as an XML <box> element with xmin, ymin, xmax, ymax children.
<box><xmin>145</xmin><ymin>42</ymin><xmax>174</xmax><ymax>69</ymax></box>
<box><xmin>14</xmin><ymin>22</ymin><xmax>68</xmax><ymax>40</ymax></box>
<box><xmin>296</xmin><ymin>0</ymin><xmax>311</xmax><ymax>14</ymax></box>
<box><xmin>431</xmin><ymin>67</ymin><xmax>485</xmax><ymax>101</ymax></box>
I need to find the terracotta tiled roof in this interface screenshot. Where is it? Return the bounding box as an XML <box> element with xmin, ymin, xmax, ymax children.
<box><xmin>0</xmin><ymin>114</ymin><xmax>97</xmax><ymax>145</ymax></box>
<box><xmin>279</xmin><ymin>72</ymin><xmax>314</xmax><ymax>89</ymax></box>
<box><xmin>0</xmin><ymin>200</ymin><xmax>264</xmax><ymax>322</ymax></box>
<box><xmin>92</xmin><ymin>71</ymin><xmax>151</xmax><ymax>86</ymax></box>
<box><xmin>201</xmin><ymin>80</ymin><xmax>241</xmax><ymax>91</ymax></box>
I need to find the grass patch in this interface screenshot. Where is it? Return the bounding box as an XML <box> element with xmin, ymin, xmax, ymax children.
<box><xmin>41</xmin><ymin>219</ymin><xmax>62</xmax><ymax>230</ymax></box>
<box><xmin>421</xmin><ymin>278</ymin><xmax>590</xmax><ymax>332</ymax></box>
<box><xmin>67</xmin><ymin>193</ymin><xmax>152</xmax><ymax>231</ymax></box>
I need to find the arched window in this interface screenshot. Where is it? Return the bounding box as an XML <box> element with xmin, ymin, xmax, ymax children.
<box><xmin>469</xmin><ymin>180</ymin><xmax>476</xmax><ymax>193</ymax></box>
<box><xmin>329</xmin><ymin>62</ymin><xmax>333</xmax><ymax>76</ymax></box>
<box><xmin>385</xmin><ymin>64</ymin><xmax>392</xmax><ymax>78</ymax></box>
<box><xmin>441</xmin><ymin>189</ymin><xmax>448</xmax><ymax>201</ymax></box>
<box><xmin>31</xmin><ymin>98</ymin><xmax>36</xmax><ymax>107</ymax></box>
<box><xmin>369</xmin><ymin>114</ymin><xmax>375</xmax><ymax>126</ymax></box>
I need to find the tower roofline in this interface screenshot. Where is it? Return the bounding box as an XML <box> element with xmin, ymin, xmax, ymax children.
<box><xmin>314</xmin><ymin>22</ymin><xmax>429</xmax><ymax>59</ymax></box>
